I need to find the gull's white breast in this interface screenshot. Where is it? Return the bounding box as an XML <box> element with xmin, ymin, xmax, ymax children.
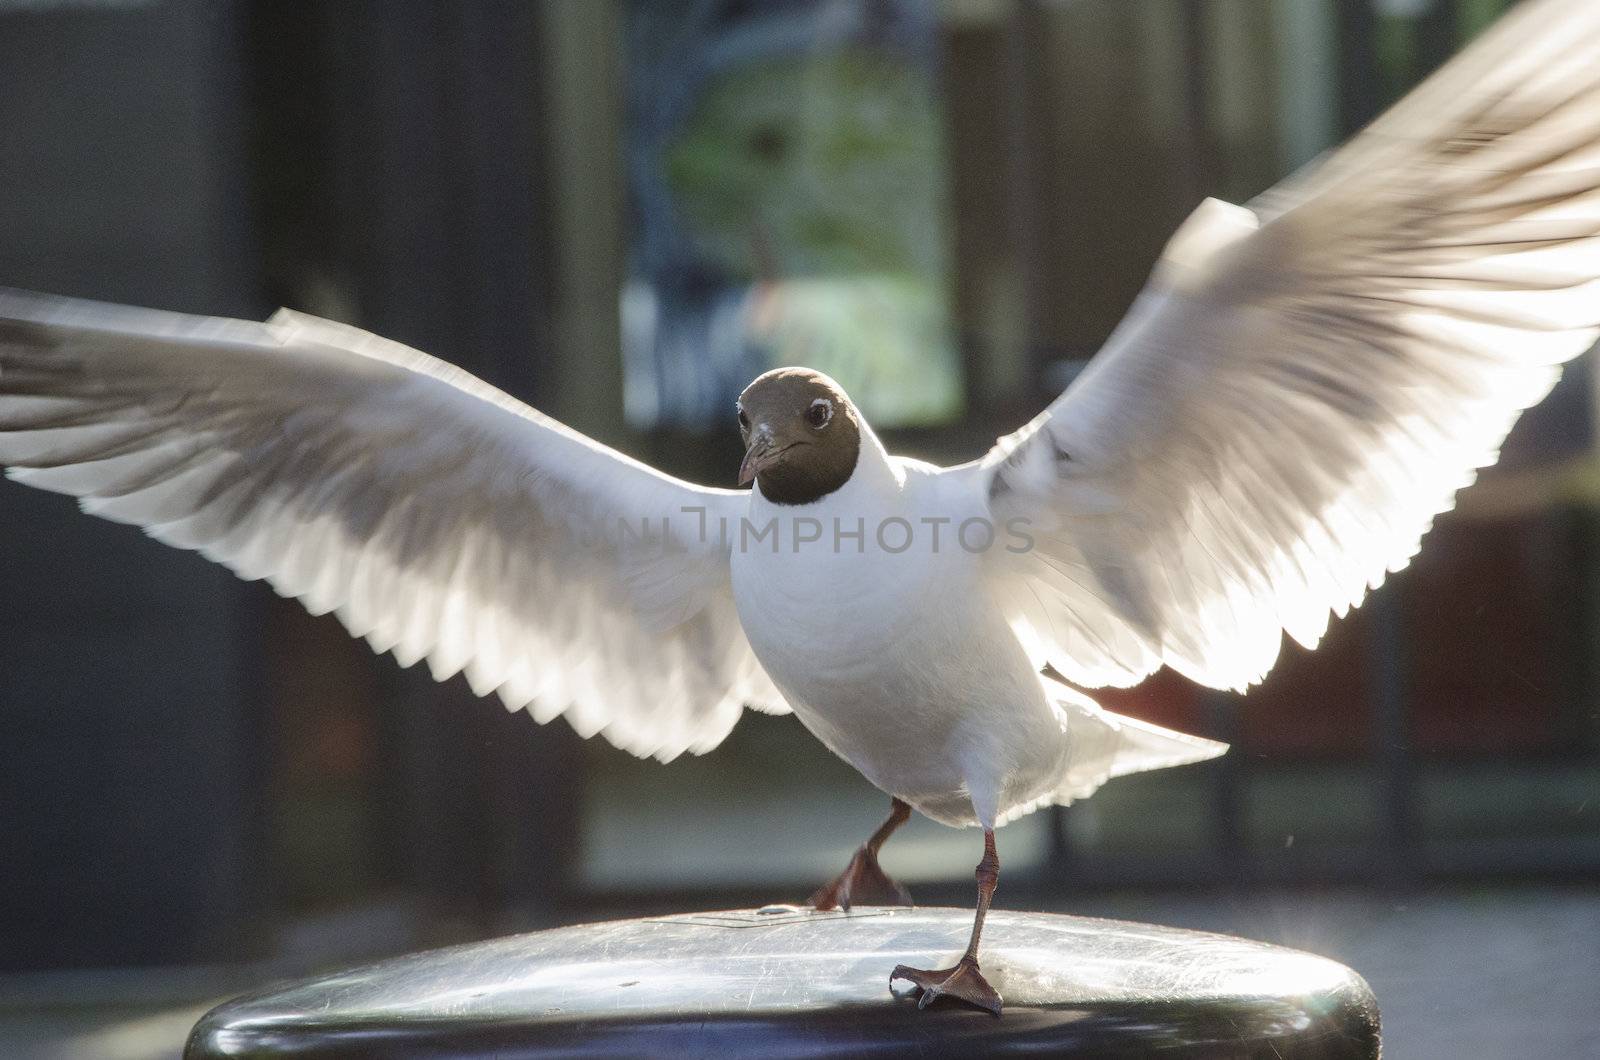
<box><xmin>729</xmin><ymin>456</ymin><xmax>1070</xmax><ymax>827</ymax></box>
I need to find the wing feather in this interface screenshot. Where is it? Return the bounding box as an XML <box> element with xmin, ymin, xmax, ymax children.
<box><xmin>0</xmin><ymin>291</ymin><xmax>785</xmax><ymax>760</ymax></box>
<box><xmin>967</xmin><ymin>0</ymin><xmax>1600</xmax><ymax>692</ymax></box>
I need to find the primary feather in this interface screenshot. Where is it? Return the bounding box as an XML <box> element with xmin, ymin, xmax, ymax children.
<box><xmin>0</xmin><ymin>292</ymin><xmax>786</xmax><ymax>761</ymax></box>
<box><xmin>969</xmin><ymin>0</ymin><xmax>1600</xmax><ymax>693</ymax></box>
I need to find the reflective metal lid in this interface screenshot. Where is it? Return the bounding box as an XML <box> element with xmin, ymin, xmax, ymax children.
<box><xmin>187</xmin><ymin>906</ymin><xmax>1379</xmax><ymax>1057</ymax></box>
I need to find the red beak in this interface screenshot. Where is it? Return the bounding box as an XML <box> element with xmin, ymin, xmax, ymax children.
<box><xmin>738</xmin><ymin>435</ymin><xmax>781</xmax><ymax>486</ymax></box>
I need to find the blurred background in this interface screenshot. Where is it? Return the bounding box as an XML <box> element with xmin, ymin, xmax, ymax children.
<box><xmin>1</xmin><ymin>0</ymin><xmax>1597</xmax><ymax>1056</ymax></box>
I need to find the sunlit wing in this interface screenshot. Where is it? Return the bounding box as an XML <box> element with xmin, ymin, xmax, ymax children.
<box><xmin>0</xmin><ymin>291</ymin><xmax>785</xmax><ymax>759</ymax></box>
<box><xmin>962</xmin><ymin>0</ymin><xmax>1600</xmax><ymax>692</ymax></box>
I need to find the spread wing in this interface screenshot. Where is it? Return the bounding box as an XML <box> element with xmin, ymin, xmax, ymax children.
<box><xmin>963</xmin><ymin>0</ymin><xmax>1600</xmax><ymax>692</ymax></box>
<box><xmin>0</xmin><ymin>290</ymin><xmax>785</xmax><ymax>760</ymax></box>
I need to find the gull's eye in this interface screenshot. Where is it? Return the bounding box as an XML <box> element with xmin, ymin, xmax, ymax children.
<box><xmin>738</xmin><ymin>407</ymin><xmax>750</xmax><ymax>430</ymax></box>
<box><xmin>806</xmin><ymin>398</ymin><xmax>832</xmax><ymax>429</ymax></box>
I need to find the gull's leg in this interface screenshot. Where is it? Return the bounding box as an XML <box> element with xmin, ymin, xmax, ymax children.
<box><xmin>808</xmin><ymin>797</ymin><xmax>914</xmax><ymax>911</ymax></box>
<box><xmin>889</xmin><ymin>829</ymin><xmax>1003</xmax><ymax>1016</ymax></box>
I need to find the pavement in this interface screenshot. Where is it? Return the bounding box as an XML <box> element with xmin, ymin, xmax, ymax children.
<box><xmin>1070</xmin><ymin>884</ymin><xmax>1600</xmax><ymax>1059</ymax></box>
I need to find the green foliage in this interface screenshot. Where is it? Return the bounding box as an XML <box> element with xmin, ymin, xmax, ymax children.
<box><xmin>664</xmin><ymin>48</ymin><xmax>948</xmax><ymax>280</ymax></box>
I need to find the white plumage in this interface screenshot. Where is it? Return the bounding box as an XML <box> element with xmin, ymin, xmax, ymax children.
<box><xmin>0</xmin><ymin>298</ymin><xmax>785</xmax><ymax>763</ymax></box>
<box><xmin>973</xmin><ymin>0</ymin><xmax>1600</xmax><ymax>694</ymax></box>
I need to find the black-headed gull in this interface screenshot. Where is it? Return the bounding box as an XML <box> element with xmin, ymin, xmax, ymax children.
<box><xmin>4</xmin><ymin>0</ymin><xmax>1600</xmax><ymax>1015</ymax></box>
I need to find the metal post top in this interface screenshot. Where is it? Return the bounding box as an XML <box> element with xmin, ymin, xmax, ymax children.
<box><xmin>187</xmin><ymin>906</ymin><xmax>1380</xmax><ymax>1058</ymax></box>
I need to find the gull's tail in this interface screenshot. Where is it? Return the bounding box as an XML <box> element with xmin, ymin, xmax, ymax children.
<box><xmin>1049</xmin><ymin>677</ymin><xmax>1227</xmax><ymax>807</ymax></box>
<box><xmin>995</xmin><ymin>678</ymin><xmax>1227</xmax><ymax>826</ymax></box>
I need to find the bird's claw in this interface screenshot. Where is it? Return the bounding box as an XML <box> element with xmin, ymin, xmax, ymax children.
<box><xmin>807</xmin><ymin>844</ymin><xmax>912</xmax><ymax>911</ymax></box>
<box><xmin>890</xmin><ymin>956</ymin><xmax>1002</xmax><ymax>1016</ymax></box>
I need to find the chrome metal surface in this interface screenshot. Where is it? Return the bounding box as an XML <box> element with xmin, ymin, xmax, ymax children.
<box><xmin>187</xmin><ymin>906</ymin><xmax>1380</xmax><ymax>1057</ymax></box>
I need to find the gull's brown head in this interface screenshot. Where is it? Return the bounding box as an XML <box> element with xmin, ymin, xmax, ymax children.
<box><xmin>736</xmin><ymin>367</ymin><xmax>861</xmax><ymax>505</ymax></box>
